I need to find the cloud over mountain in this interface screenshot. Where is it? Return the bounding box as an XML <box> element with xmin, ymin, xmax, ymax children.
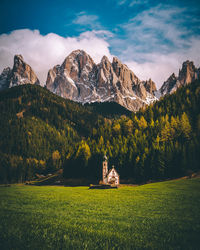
<box><xmin>0</xmin><ymin>3</ymin><xmax>199</xmax><ymax>88</ymax></box>
<box><xmin>0</xmin><ymin>29</ymin><xmax>112</xmax><ymax>85</ymax></box>
<box><xmin>110</xmin><ymin>5</ymin><xmax>200</xmax><ymax>87</ymax></box>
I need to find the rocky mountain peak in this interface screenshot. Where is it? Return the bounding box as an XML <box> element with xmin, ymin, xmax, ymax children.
<box><xmin>99</xmin><ymin>56</ymin><xmax>112</xmax><ymax>72</ymax></box>
<box><xmin>160</xmin><ymin>73</ymin><xmax>177</xmax><ymax>95</ymax></box>
<box><xmin>60</xmin><ymin>49</ymin><xmax>95</xmax><ymax>83</ymax></box>
<box><xmin>0</xmin><ymin>67</ymin><xmax>11</xmax><ymax>90</ymax></box>
<box><xmin>0</xmin><ymin>55</ymin><xmax>40</xmax><ymax>90</ymax></box>
<box><xmin>46</xmin><ymin>50</ymin><xmax>157</xmax><ymax>111</ymax></box>
<box><xmin>178</xmin><ymin>60</ymin><xmax>198</xmax><ymax>85</ymax></box>
<box><xmin>13</xmin><ymin>55</ymin><xmax>27</xmax><ymax>73</ymax></box>
<box><xmin>112</xmin><ymin>57</ymin><xmax>141</xmax><ymax>92</ymax></box>
<box><xmin>10</xmin><ymin>54</ymin><xmax>40</xmax><ymax>87</ymax></box>
<box><xmin>144</xmin><ymin>78</ymin><xmax>157</xmax><ymax>95</ymax></box>
<box><xmin>97</xmin><ymin>56</ymin><xmax>113</xmax><ymax>87</ymax></box>
<box><xmin>160</xmin><ymin>60</ymin><xmax>199</xmax><ymax>96</ymax></box>
<box><xmin>168</xmin><ymin>73</ymin><xmax>177</xmax><ymax>82</ymax></box>
<box><xmin>14</xmin><ymin>54</ymin><xmax>24</xmax><ymax>62</ymax></box>
<box><xmin>1</xmin><ymin>67</ymin><xmax>11</xmax><ymax>74</ymax></box>
<box><xmin>170</xmin><ymin>73</ymin><xmax>176</xmax><ymax>79</ymax></box>
<box><xmin>112</xmin><ymin>56</ymin><xmax>121</xmax><ymax>64</ymax></box>
<box><xmin>112</xmin><ymin>57</ymin><xmax>123</xmax><ymax>77</ymax></box>
<box><xmin>62</xmin><ymin>49</ymin><xmax>94</xmax><ymax>68</ymax></box>
<box><xmin>101</xmin><ymin>55</ymin><xmax>110</xmax><ymax>62</ymax></box>
<box><xmin>100</xmin><ymin>56</ymin><xmax>111</xmax><ymax>69</ymax></box>
<box><xmin>12</xmin><ymin>55</ymin><xmax>25</xmax><ymax>74</ymax></box>
<box><xmin>182</xmin><ymin>60</ymin><xmax>194</xmax><ymax>68</ymax></box>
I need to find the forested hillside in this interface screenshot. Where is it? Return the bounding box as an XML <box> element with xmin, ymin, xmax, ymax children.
<box><xmin>0</xmin><ymin>81</ymin><xmax>200</xmax><ymax>183</ymax></box>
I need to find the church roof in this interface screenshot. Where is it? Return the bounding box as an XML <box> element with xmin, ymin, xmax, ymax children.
<box><xmin>107</xmin><ymin>166</ymin><xmax>119</xmax><ymax>177</ymax></box>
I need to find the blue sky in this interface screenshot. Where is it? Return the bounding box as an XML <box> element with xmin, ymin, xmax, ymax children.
<box><xmin>0</xmin><ymin>0</ymin><xmax>200</xmax><ymax>87</ymax></box>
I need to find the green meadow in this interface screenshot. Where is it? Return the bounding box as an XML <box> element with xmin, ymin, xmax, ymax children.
<box><xmin>0</xmin><ymin>178</ymin><xmax>200</xmax><ymax>250</ymax></box>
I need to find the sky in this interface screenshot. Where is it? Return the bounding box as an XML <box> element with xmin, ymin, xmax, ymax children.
<box><xmin>0</xmin><ymin>0</ymin><xmax>200</xmax><ymax>87</ymax></box>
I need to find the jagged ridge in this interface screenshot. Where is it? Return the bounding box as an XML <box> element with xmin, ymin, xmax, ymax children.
<box><xmin>45</xmin><ymin>50</ymin><xmax>157</xmax><ymax>111</ymax></box>
<box><xmin>1</xmin><ymin>51</ymin><xmax>199</xmax><ymax>111</ymax></box>
<box><xmin>160</xmin><ymin>60</ymin><xmax>200</xmax><ymax>95</ymax></box>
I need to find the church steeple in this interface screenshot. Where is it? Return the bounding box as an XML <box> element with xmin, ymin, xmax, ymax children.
<box><xmin>102</xmin><ymin>155</ymin><xmax>108</xmax><ymax>184</ymax></box>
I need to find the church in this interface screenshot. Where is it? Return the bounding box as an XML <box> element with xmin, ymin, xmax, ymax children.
<box><xmin>102</xmin><ymin>155</ymin><xmax>120</xmax><ymax>185</ymax></box>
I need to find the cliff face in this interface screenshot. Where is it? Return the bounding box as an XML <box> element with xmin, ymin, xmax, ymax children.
<box><xmin>160</xmin><ymin>61</ymin><xmax>199</xmax><ymax>95</ymax></box>
<box><xmin>0</xmin><ymin>55</ymin><xmax>40</xmax><ymax>91</ymax></box>
<box><xmin>9</xmin><ymin>55</ymin><xmax>40</xmax><ymax>87</ymax></box>
<box><xmin>0</xmin><ymin>67</ymin><xmax>11</xmax><ymax>90</ymax></box>
<box><xmin>46</xmin><ymin>50</ymin><xmax>157</xmax><ymax>111</ymax></box>
<box><xmin>144</xmin><ymin>79</ymin><xmax>157</xmax><ymax>95</ymax></box>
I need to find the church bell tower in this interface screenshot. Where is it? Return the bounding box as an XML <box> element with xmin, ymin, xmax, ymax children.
<box><xmin>102</xmin><ymin>155</ymin><xmax>108</xmax><ymax>184</ymax></box>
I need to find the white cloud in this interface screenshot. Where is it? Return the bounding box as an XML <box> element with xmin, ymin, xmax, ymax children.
<box><xmin>118</xmin><ymin>5</ymin><xmax>189</xmax><ymax>55</ymax></box>
<box><xmin>117</xmin><ymin>0</ymin><xmax>127</xmax><ymax>5</ymax></box>
<box><xmin>73</xmin><ymin>12</ymin><xmax>98</xmax><ymax>24</ymax></box>
<box><xmin>0</xmin><ymin>29</ymin><xmax>113</xmax><ymax>85</ymax></box>
<box><xmin>129</xmin><ymin>0</ymin><xmax>148</xmax><ymax>7</ymax></box>
<box><xmin>110</xmin><ymin>5</ymin><xmax>200</xmax><ymax>87</ymax></box>
<box><xmin>126</xmin><ymin>56</ymin><xmax>179</xmax><ymax>85</ymax></box>
<box><xmin>72</xmin><ymin>12</ymin><xmax>102</xmax><ymax>30</ymax></box>
<box><xmin>125</xmin><ymin>37</ymin><xmax>200</xmax><ymax>87</ymax></box>
<box><xmin>0</xmin><ymin>17</ymin><xmax>199</xmax><ymax>90</ymax></box>
<box><xmin>114</xmin><ymin>0</ymin><xmax>148</xmax><ymax>6</ymax></box>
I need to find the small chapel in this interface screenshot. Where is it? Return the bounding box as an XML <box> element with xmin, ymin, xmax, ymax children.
<box><xmin>102</xmin><ymin>155</ymin><xmax>120</xmax><ymax>185</ymax></box>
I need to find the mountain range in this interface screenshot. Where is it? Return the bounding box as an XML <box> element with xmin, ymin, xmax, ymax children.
<box><xmin>0</xmin><ymin>50</ymin><xmax>199</xmax><ymax>111</ymax></box>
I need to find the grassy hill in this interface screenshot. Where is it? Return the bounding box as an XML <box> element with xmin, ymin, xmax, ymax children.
<box><xmin>0</xmin><ymin>178</ymin><xmax>200</xmax><ymax>249</ymax></box>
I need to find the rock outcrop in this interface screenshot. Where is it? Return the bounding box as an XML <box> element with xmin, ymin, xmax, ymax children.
<box><xmin>0</xmin><ymin>55</ymin><xmax>40</xmax><ymax>90</ymax></box>
<box><xmin>46</xmin><ymin>50</ymin><xmax>157</xmax><ymax>111</ymax></box>
<box><xmin>160</xmin><ymin>61</ymin><xmax>199</xmax><ymax>95</ymax></box>
<box><xmin>144</xmin><ymin>78</ymin><xmax>157</xmax><ymax>95</ymax></box>
<box><xmin>0</xmin><ymin>67</ymin><xmax>11</xmax><ymax>90</ymax></box>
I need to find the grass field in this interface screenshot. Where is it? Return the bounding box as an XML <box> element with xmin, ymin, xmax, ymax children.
<box><xmin>0</xmin><ymin>178</ymin><xmax>200</xmax><ymax>249</ymax></box>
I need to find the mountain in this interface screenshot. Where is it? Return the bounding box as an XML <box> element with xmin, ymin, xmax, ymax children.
<box><xmin>1</xmin><ymin>52</ymin><xmax>199</xmax><ymax>111</ymax></box>
<box><xmin>46</xmin><ymin>50</ymin><xmax>157</xmax><ymax>111</ymax></box>
<box><xmin>0</xmin><ymin>55</ymin><xmax>40</xmax><ymax>91</ymax></box>
<box><xmin>160</xmin><ymin>60</ymin><xmax>200</xmax><ymax>95</ymax></box>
